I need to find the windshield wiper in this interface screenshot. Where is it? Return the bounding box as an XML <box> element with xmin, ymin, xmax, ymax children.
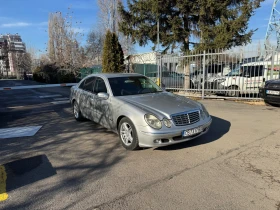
<box><xmin>141</xmin><ymin>91</ymin><xmax>162</xmax><ymax>94</ymax></box>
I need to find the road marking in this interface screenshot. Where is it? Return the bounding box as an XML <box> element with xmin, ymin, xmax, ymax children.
<box><xmin>50</xmin><ymin>101</ymin><xmax>69</xmax><ymax>105</ymax></box>
<box><xmin>53</xmin><ymin>97</ymin><xmax>69</xmax><ymax>101</ymax></box>
<box><xmin>39</xmin><ymin>94</ymin><xmax>62</xmax><ymax>98</ymax></box>
<box><xmin>0</xmin><ymin>165</ymin><xmax>8</xmax><ymax>202</ymax></box>
<box><xmin>0</xmin><ymin>126</ymin><xmax>42</xmax><ymax>139</ymax></box>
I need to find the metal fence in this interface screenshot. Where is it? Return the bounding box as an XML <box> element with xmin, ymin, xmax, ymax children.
<box><xmin>157</xmin><ymin>48</ymin><xmax>280</xmax><ymax>100</ymax></box>
<box><xmin>79</xmin><ymin>65</ymin><xmax>102</xmax><ymax>80</ymax></box>
<box><xmin>76</xmin><ymin>47</ymin><xmax>280</xmax><ymax>100</ymax></box>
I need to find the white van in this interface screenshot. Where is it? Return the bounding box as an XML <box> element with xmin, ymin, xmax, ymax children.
<box><xmin>218</xmin><ymin>61</ymin><xmax>280</xmax><ymax>96</ymax></box>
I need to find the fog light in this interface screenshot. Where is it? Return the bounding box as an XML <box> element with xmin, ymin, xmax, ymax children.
<box><xmin>154</xmin><ymin>139</ymin><xmax>161</xmax><ymax>143</ymax></box>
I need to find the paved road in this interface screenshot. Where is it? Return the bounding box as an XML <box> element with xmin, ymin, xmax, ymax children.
<box><xmin>0</xmin><ymin>80</ymin><xmax>280</xmax><ymax>210</ymax></box>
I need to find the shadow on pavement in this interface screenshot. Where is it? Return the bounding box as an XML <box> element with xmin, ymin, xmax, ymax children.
<box><xmin>2</xmin><ymin>155</ymin><xmax>57</xmax><ymax>192</ymax></box>
<box><xmin>155</xmin><ymin>116</ymin><xmax>231</xmax><ymax>151</ymax></box>
<box><xmin>0</xmin><ymin>106</ymin><xmax>126</xmax><ymax>210</ymax></box>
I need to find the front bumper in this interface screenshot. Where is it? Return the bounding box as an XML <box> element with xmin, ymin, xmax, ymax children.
<box><xmin>259</xmin><ymin>87</ymin><xmax>280</xmax><ymax>105</ymax></box>
<box><xmin>213</xmin><ymin>83</ymin><xmax>227</xmax><ymax>95</ymax></box>
<box><xmin>138</xmin><ymin>118</ymin><xmax>212</xmax><ymax>148</ymax></box>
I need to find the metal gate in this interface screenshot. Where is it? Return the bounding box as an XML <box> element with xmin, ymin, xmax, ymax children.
<box><xmin>158</xmin><ymin>48</ymin><xmax>280</xmax><ymax>100</ymax></box>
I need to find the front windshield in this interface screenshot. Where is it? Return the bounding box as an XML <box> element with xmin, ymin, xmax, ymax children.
<box><xmin>108</xmin><ymin>76</ymin><xmax>162</xmax><ymax>96</ymax></box>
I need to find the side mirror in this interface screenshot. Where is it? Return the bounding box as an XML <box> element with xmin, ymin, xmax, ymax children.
<box><xmin>97</xmin><ymin>92</ymin><xmax>109</xmax><ymax>100</ymax></box>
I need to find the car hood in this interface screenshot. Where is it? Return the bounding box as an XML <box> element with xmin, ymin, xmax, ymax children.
<box><xmin>267</xmin><ymin>79</ymin><xmax>280</xmax><ymax>84</ymax></box>
<box><xmin>119</xmin><ymin>92</ymin><xmax>201</xmax><ymax>119</ymax></box>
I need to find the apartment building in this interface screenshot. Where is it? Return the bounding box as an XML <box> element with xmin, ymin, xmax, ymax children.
<box><xmin>0</xmin><ymin>34</ymin><xmax>26</xmax><ymax>76</ymax></box>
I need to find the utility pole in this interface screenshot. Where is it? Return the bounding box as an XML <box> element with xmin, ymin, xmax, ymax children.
<box><xmin>157</xmin><ymin>0</ymin><xmax>161</xmax><ymax>87</ymax></box>
<box><xmin>157</xmin><ymin>0</ymin><xmax>160</xmax><ymax>52</ymax></box>
<box><xmin>264</xmin><ymin>0</ymin><xmax>280</xmax><ymax>60</ymax></box>
<box><xmin>157</xmin><ymin>20</ymin><xmax>159</xmax><ymax>52</ymax></box>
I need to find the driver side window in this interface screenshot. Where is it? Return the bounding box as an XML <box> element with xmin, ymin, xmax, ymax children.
<box><xmin>94</xmin><ymin>78</ymin><xmax>108</xmax><ymax>94</ymax></box>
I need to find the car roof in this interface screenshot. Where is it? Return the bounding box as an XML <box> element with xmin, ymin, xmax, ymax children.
<box><xmin>86</xmin><ymin>73</ymin><xmax>144</xmax><ymax>79</ymax></box>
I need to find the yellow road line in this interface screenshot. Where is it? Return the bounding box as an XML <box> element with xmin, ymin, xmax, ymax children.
<box><xmin>0</xmin><ymin>165</ymin><xmax>8</xmax><ymax>202</ymax></box>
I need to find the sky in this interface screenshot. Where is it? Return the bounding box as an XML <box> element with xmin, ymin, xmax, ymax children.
<box><xmin>0</xmin><ymin>0</ymin><xmax>277</xmax><ymax>55</ymax></box>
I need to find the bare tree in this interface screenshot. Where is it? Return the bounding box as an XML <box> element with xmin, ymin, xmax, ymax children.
<box><xmin>97</xmin><ymin>0</ymin><xmax>120</xmax><ymax>33</ymax></box>
<box><xmin>12</xmin><ymin>52</ymin><xmax>32</xmax><ymax>79</ymax></box>
<box><xmin>39</xmin><ymin>54</ymin><xmax>51</xmax><ymax>66</ymax></box>
<box><xmin>85</xmin><ymin>29</ymin><xmax>104</xmax><ymax>65</ymax></box>
<box><xmin>97</xmin><ymin>0</ymin><xmax>134</xmax><ymax>56</ymax></box>
<box><xmin>48</xmin><ymin>8</ymin><xmax>84</xmax><ymax>74</ymax></box>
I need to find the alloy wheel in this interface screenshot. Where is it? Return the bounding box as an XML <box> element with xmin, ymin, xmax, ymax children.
<box><xmin>120</xmin><ymin>122</ymin><xmax>133</xmax><ymax>146</ymax></box>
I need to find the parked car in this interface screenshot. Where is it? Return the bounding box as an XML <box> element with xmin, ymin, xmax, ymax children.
<box><xmin>216</xmin><ymin>61</ymin><xmax>280</xmax><ymax>97</ymax></box>
<box><xmin>169</xmin><ymin>72</ymin><xmax>185</xmax><ymax>78</ymax></box>
<box><xmin>70</xmin><ymin>73</ymin><xmax>212</xmax><ymax>150</ymax></box>
<box><xmin>259</xmin><ymin>79</ymin><xmax>280</xmax><ymax>105</ymax></box>
<box><xmin>146</xmin><ymin>71</ymin><xmax>185</xmax><ymax>89</ymax></box>
<box><xmin>190</xmin><ymin>64</ymin><xmax>232</xmax><ymax>90</ymax></box>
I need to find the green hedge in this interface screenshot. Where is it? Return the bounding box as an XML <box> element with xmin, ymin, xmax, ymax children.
<box><xmin>33</xmin><ymin>72</ymin><xmax>46</xmax><ymax>83</ymax></box>
<box><xmin>33</xmin><ymin>64</ymin><xmax>78</xmax><ymax>84</ymax></box>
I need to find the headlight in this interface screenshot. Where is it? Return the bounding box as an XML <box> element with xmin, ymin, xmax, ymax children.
<box><xmin>163</xmin><ymin>118</ymin><xmax>172</xmax><ymax>128</ymax></box>
<box><xmin>200</xmin><ymin>104</ymin><xmax>210</xmax><ymax>119</ymax></box>
<box><xmin>144</xmin><ymin>114</ymin><xmax>162</xmax><ymax>129</ymax></box>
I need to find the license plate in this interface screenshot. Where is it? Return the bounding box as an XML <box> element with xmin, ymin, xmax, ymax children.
<box><xmin>182</xmin><ymin>126</ymin><xmax>203</xmax><ymax>137</ymax></box>
<box><xmin>266</xmin><ymin>90</ymin><xmax>280</xmax><ymax>95</ymax></box>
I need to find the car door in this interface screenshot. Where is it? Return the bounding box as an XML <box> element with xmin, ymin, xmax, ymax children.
<box><xmin>93</xmin><ymin>77</ymin><xmax>112</xmax><ymax>129</ymax></box>
<box><xmin>79</xmin><ymin>76</ymin><xmax>96</xmax><ymax>120</ymax></box>
<box><xmin>244</xmin><ymin>66</ymin><xmax>264</xmax><ymax>92</ymax></box>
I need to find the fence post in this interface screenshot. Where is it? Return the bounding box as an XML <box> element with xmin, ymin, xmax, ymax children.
<box><xmin>144</xmin><ymin>64</ymin><xmax>146</xmax><ymax>76</ymax></box>
<box><xmin>270</xmin><ymin>50</ymin><xmax>275</xmax><ymax>80</ymax></box>
<box><xmin>202</xmin><ymin>50</ymin><xmax>206</xmax><ymax>99</ymax></box>
<box><xmin>159</xmin><ymin>54</ymin><xmax>162</xmax><ymax>88</ymax></box>
<box><xmin>156</xmin><ymin>52</ymin><xmax>162</xmax><ymax>87</ymax></box>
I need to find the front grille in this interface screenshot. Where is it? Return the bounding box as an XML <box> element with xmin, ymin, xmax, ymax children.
<box><xmin>172</xmin><ymin>110</ymin><xmax>200</xmax><ymax>126</ymax></box>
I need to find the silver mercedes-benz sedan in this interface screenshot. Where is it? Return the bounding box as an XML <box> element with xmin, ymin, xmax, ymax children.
<box><xmin>70</xmin><ymin>73</ymin><xmax>212</xmax><ymax>150</ymax></box>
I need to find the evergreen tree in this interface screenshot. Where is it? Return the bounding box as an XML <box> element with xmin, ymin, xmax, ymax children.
<box><xmin>117</xmin><ymin>42</ymin><xmax>125</xmax><ymax>72</ymax></box>
<box><xmin>118</xmin><ymin>0</ymin><xmax>264</xmax><ymax>53</ymax></box>
<box><xmin>102</xmin><ymin>31</ymin><xmax>112</xmax><ymax>73</ymax></box>
<box><xmin>102</xmin><ymin>30</ymin><xmax>124</xmax><ymax>73</ymax></box>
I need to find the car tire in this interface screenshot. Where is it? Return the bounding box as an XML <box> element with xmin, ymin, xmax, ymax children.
<box><xmin>227</xmin><ymin>86</ymin><xmax>239</xmax><ymax>97</ymax></box>
<box><xmin>118</xmin><ymin>117</ymin><xmax>140</xmax><ymax>151</ymax></box>
<box><xmin>264</xmin><ymin>100</ymin><xmax>272</xmax><ymax>106</ymax></box>
<box><xmin>73</xmin><ymin>101</ymin><xmax>84</xmax><ymax>121</ymax></box>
